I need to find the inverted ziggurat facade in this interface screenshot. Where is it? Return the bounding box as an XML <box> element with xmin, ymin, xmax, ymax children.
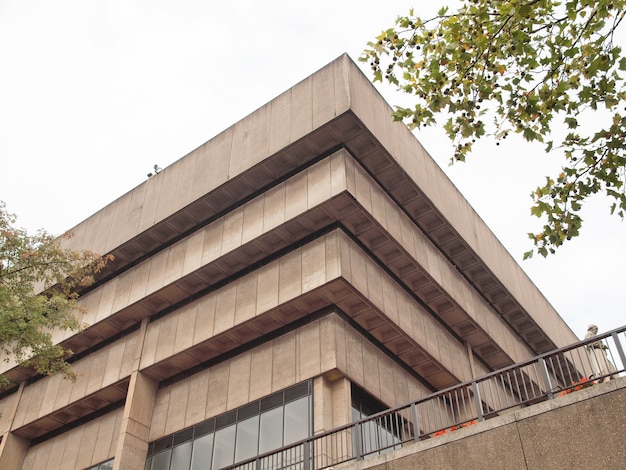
<box><xmin>0</xmin><ymin>55</ymin><xmax>578</xmax><ymax>470</ymax></box>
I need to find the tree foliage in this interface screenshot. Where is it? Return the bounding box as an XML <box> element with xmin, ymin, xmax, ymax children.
<box><xmin>0</xmin><ymin>202</ymin><xmax>112</xmax><ymax>387</ymax></box>
<box><xmin>361</xmin><ymin>0</ymin><xmax>626</xmax><ymax>258</ymax></box>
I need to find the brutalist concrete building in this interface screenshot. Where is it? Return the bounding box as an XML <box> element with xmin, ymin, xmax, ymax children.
<box><xmin>0</xmin><ymin>55</ymin><xmax>578</xmax><ymax>470</ymax></box>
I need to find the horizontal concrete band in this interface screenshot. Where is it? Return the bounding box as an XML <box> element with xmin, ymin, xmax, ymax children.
<box><xmin>55</xmin><ymin>56</ymin><xmax>573</xmax><ymax>367</ymax></box>
<box><xmin>9</xmin><ymin>149</ymin><xmax>532</xmax><ymax>378</ymax></box>
<box><xmin>11</xmin><ymin>226</ymin><xmax>527</xmax><ymax>442</ymax></box>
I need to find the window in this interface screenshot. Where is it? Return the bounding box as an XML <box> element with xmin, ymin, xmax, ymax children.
<box><xmin>145</xmin><ymin>381</ymin><xmax>312</xmax><ymax>470</ymax></box>
<box><xmin>85</xmin><ymin>459</ymin><xmax>114</xmax><ymax>470</ymax></box>
<box><xmin>351</xmin><ymin>385</ymin><xmax>402</xmax><ymax>457</ymax></box>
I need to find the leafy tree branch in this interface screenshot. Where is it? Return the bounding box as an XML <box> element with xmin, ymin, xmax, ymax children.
<box><xmin>0</xmin><ymin>201</ymin><xmax>113</xmax><ymax>388</ymax></box>
<box><xmin>361</xmin><ymin>0</ymin><xmax>626</xmax><ymax>257</ymax></box>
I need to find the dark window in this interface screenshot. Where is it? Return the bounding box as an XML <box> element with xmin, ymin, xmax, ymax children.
<box><xmin>190</xmin><ymin>432</ymin><xmax>214</xmax><ymax>470</ymax></box>
<box><xmin>171</xmin><ymin>441</ymin><xmax>193</xmax><ymax>470</ymax></box>
<box><xmin>146</xmin><ymin>380</ymin><xmax>312</xmax><ymax>470</ymax></box>
<box><xmin>85</xmin><ymin>459</ymin><xmax>114</xmax><ymax>470</ymax></box>
<box><xmin>351</xmin><ymin>385</ymin><xmax>402</xmax><ymax>457</ymax></box>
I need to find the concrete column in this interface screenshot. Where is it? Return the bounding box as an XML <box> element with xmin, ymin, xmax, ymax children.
<box><xmin>113</xmin><ymin>317</ymin><xmax>158</xmax><ymax>470</ymax></box>
<box><xmin>112</xmin><ymin>371</ymin><xmax>158</xmax><ymax>470</ymax></box>
<box><xmin>313</xmin><ymin>372</ymin><xmax>352</xmax><ymax>468</ymax></box>
<box><xmin>466</xmin><ymin>341</ymin><xmax>476</xmax><ymax>378</ymax></box>
<box><xmin>313</xmin><ymin>371</ymin><xmax>351</xmax><ymax>434</ymax></box>
<box><xmin>0</xmin><ymin>382</ymin><xmax>30</xmax><ymax>469</ymax></box>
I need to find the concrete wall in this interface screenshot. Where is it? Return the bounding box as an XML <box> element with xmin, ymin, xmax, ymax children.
<box><xmin>346</xmin><ymin>378</ymin><xmax>626</xmax><ymax>470</ymax></box>
<box><xmin>147</xmin><ymin>312</ymin><xmax>434</xmax><ymax>442</ymax></box>
<box><xmin>20</xmin><ymin>408</ymin><xmax>122</xmax><ymax>470</ymax></box>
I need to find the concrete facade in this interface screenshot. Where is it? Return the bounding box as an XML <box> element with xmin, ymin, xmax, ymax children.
<box><xmin>0</xmin><ymin>55</ymin><xmax>578</xmax><ymax>470</ymax></box>
<box><xmin>346</xmin><ymin>376</ymin><xmax>626</xmax><ymax>470</ymax></box>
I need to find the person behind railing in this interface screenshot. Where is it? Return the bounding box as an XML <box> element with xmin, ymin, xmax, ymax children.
<box><xmin>585</xmin><ymin>324</ymin><xmax>618</xmax><ymax>382</ymax></box>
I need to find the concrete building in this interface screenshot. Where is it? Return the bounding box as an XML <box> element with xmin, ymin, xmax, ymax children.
<box><xmin>0</xmin><ymin>55</ymin><xmax>579</xmax><ymax>470</ymax></box>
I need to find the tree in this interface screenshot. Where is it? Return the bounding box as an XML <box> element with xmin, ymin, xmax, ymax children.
<box><xmin>361</xmin><ymin>0</ymin><xmax>626</xmax><ymax>258</ymax></box>
<box><xmin>0</xmin><ymin>201</ymin><xmax>112</xmax><ymax>387</ymax></box>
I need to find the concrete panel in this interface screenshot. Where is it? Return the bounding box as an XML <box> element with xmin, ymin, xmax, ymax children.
<box><xmin>39</xmin><ymin>373</ymin><xmax>62</xmax><ymax>417</ymax></box>
<box><xmin>148</xmin><ymin>387</ymin><xmax>170</xmax><ymax>441</ymax></box>
<box><xmin>73</xmin><ymin>418</ymin><xmax>102</xmax><ymax>469</ymax></box>
<box><xmin>312</xmin><ymin>56</ymin><xmax>338</xmax><ymax>128</ymax></box>
<box><xmin>272</xmin><ymin>331</ymin><xmax>297</xmax><ymax>392</ymax></box>
<box><xmin>163</xmin><ymin>240</ymin><xmax>187</xmax><ymax>287</ymax></box>
<box><xmin>174</xmin><ymin>302</ymin><xmax>198</xmax><ymax>353</ymax></box>
<box><xmin>95</xmin><ymin>277</ymin><xmax>118</xmax><ymax>323</ymax></box>
<box><xmin>91</xmin><ymin>410</ymin><xmax>119</xmax><ymax>465</ymax></box>
<box><xmin>213</xmin><ymin>283</ymin><xmax>236</xmax><ymax>335</ymax></box>
<box><xmin>193</xmin><ymin>293</ymin><xmax>216</xmax><ymax>345</ymax></box>
<box><xmin>278</xmin><ymin>248</ymin><xmax>302</xmax><ymax>303</ymax></box>
<box><xmin>297</xmin><ymin>320</ymin><xmax>321</xmax><ymax>381</ymax></box>
<box><xmin>189</xmin><ymin>127</ymin><xmax>233</xmax><ymax>204</ymax></box>
<box><xmin>101</xmin><ymin>338</ymin><xmax>128</xmax><ymax>386</ymax></box>
<box><xmin>386</xmin><ymin>422</ymin><xmax>525</xmax><ymax>470</ymax></box>
<box><xmin>144</xmin><ymin>251</ymin><xmax>168</xmax><ymax>301</ymax></box>
<box><xmin>234</xmin><ymin>271</ymin><xmax>258</xmax><ymax>325</ymax></box>
<box><xmin>164</xmin><ymin>379</ymin><xmax>189</xmax><ymax>436</ymax></box>
<box><xmin>284</xmin><ymin>170</ymin><xmax>308</xmax><ymax>220</ymax></box>
<box><xmin>263</xmin><ymin>184</ymin><xmax>286</xmax><ymax>232</ymax></box>
<box><xmin>127</xmin><ymin>260</ymin><xmax>151</xmax><ymax>306</ymax></box>
<box><xmin>229</xmin><ymin>102</ymin><xmax>271</xmax><ymax>178</ymax></box>
<box><xmin>184</xmin><ymin>371</ymin><xmax>209</xmax><ymax>427</ymax></box>
<box><xmin>140</xmin><ymin>320</ymin><xmax>160</xmax><ymax>370</ymax></box>
<box><xmin>110</xmin><ymin>270</ymin><xmax>134</xmax><ymax>317</ymax></box>
<box><xmin>0</xmin><ymin>432</ymin><xmax>29</xmax><ymax>470</ymax></box>
<box><xmin>301</xmin><ymin>237</ymin><xmax>326</xmax><ymax>292</ymax></box>
<box><xmin>241</xmin><ymin>196</ymin><xmax>265</xmax><ymax>245</ymax></box>
<box><xmin>361</xmin><ymin>336</ymin><xmax>381</xmax><ymax>399</ymax></box>
<box><xmin>307</xmin><ymin>153</ymin><xmax>332</xmax><ymax>209</ymax></box>
<box><xmin>268</xmin><ymin>87</ymin><xmax>293</xmax><ymax>155</ymax></box>
<box><xmin>205</xmin><ymin>362</ymin><xmax>230</xmax><ymax>418</ymax></box>
<box><xmin>226</xmin><ymin>352</ymin><xmax>252</xmax><ymax>410</ymax></box>
<box><xmin>154</xmin><ymin>313</ymin><xmax>177</xmax><ymax>364</ymax></box>
<box><xmin>289</xmin><ymin>76</ymin><xmax>313</xmax><ymax>142</ymax></box>
<box><xmin>90</xmin><ymin>200</ymin><xmax>116</xmax><ymax>257</ymax></box>
<box><xmin>105</xmin><ymin>188</ymin><xmax>134</xmax><ymax>250</ymax></box>
<box><xmin>345</xmin><ymin>324</ymin><xmax>364</xmax><ymax>386</ymax></box>
<box><xmin>516</xmin><ymin>385</ymin><xmax>626</xmax><ymax>469</ymax></box>
<box><xmin>152</xmin><ymin>159</ymin><xmax>182</xmax><ymax>226</ymax></box>
<box><xmin>201</xmin><ymin>215</ymin><xmax>224</xmax><ymax>264</ymax></box>
<box><xmin>249</xmin><ymin>344</ymin><xmax>273</xmax><ymax>402</ymax></box>
<box><xmin>137</xmin><ymin>167</ymin><xmax>165</xmax><ymax>235</ymax></box>
<box><xmin>220</xmin><ymin>209</ymin><xmax>244</xmax><ymax>255</ymax></box>
<box><xmin>256</xmin><ymin>262</ymin><xmax>279</xmax><ymax>314</ymax></box>
<box><xmin>182</xmin><ymin>230</ymin><xmax>206</xmax><ymax>279</ymax></box>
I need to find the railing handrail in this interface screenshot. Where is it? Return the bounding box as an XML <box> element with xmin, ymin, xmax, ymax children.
<box><xmin>224</xmin><ymin>324</ymin><xmax>626</xmax><ymax>470</ymax></box>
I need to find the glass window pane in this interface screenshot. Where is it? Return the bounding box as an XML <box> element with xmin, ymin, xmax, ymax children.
<box><xmin>212</xmin><ymin>424</ymin><xmax>236</xmax><ymax>470</ymax></box>
<box><xmin>98</xmin><ymin>460</ymin><xmax>114</xmax><ymax>470</ymax></box>
<box><xmin>191</xmin><ymin>432</ymin><xmax>214</xmax><ymax>470</ymax></box>
<box><xmin>284</xmin><ymin>396</ymin><xmax>310</xmax><ymax>445</ymax></box>
<box><xmin>235</xmin><ymin>415</ymin><xmax>259</xmax><ymax>463</ymax></box>
<box><xmin>259</xmin><ymin>406</ymin><xmax>283</xmax><ymax>453</ymax></box>
<box><xmin>151</xmin><ymin>450</ymin><xmax>172</xmax><ymax>470</ymax></box>
<box><xmin>171</xmin><ymin>441</ymin><xmax>193</xmax><ymax>470</ymax></box>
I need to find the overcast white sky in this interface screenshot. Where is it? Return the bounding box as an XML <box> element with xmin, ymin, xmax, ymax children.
<box><xmin>1</xmin><ymin>1</ymin><xmax>624</xmax><ymax>340</ymax></box>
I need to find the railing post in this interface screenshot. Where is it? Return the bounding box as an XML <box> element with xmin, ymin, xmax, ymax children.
<box><xmin>538</xmin><ymin>358</ymin><xmax>554</xmax><ymax>399</ymax></box>
<box><xmin>410</xmin><ymin>403</ymin><xmax>420</xmax><ymax>442</ymax></box>
<box><xmin>303</xmin><ymin>440</ymin><xmax>310</xmax><ymax>470</ymax></box>
<box><xmin>255</xmin><ymin>456</ymin><xmax>261</xmax><ymax>470</ymax></box>
<box><xmin>471</xmin><ymin>381</ymin><xmax>484</xmax><ymax>422</ymax></box>
<box><xmin>611</xmin><ymin>332</ymin><xmax>626</xmax><ymax>371</ymax></box>
<box><xmin>354</xmin><ymin>422</ymin><xmax>363</xmax><ymax>461</ymax></box>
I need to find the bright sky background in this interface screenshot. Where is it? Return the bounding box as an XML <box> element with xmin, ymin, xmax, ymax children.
<box><xmin>1</xmin><ymin>1</ymin><xmax>624</xmax><ymax>341</ymax></box>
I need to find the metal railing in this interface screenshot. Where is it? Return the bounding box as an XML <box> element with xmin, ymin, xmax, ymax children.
<box><xmin>225</xmin><ymin>325</ymin><xmax>626</xmax><ymax>470</ymax></box>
